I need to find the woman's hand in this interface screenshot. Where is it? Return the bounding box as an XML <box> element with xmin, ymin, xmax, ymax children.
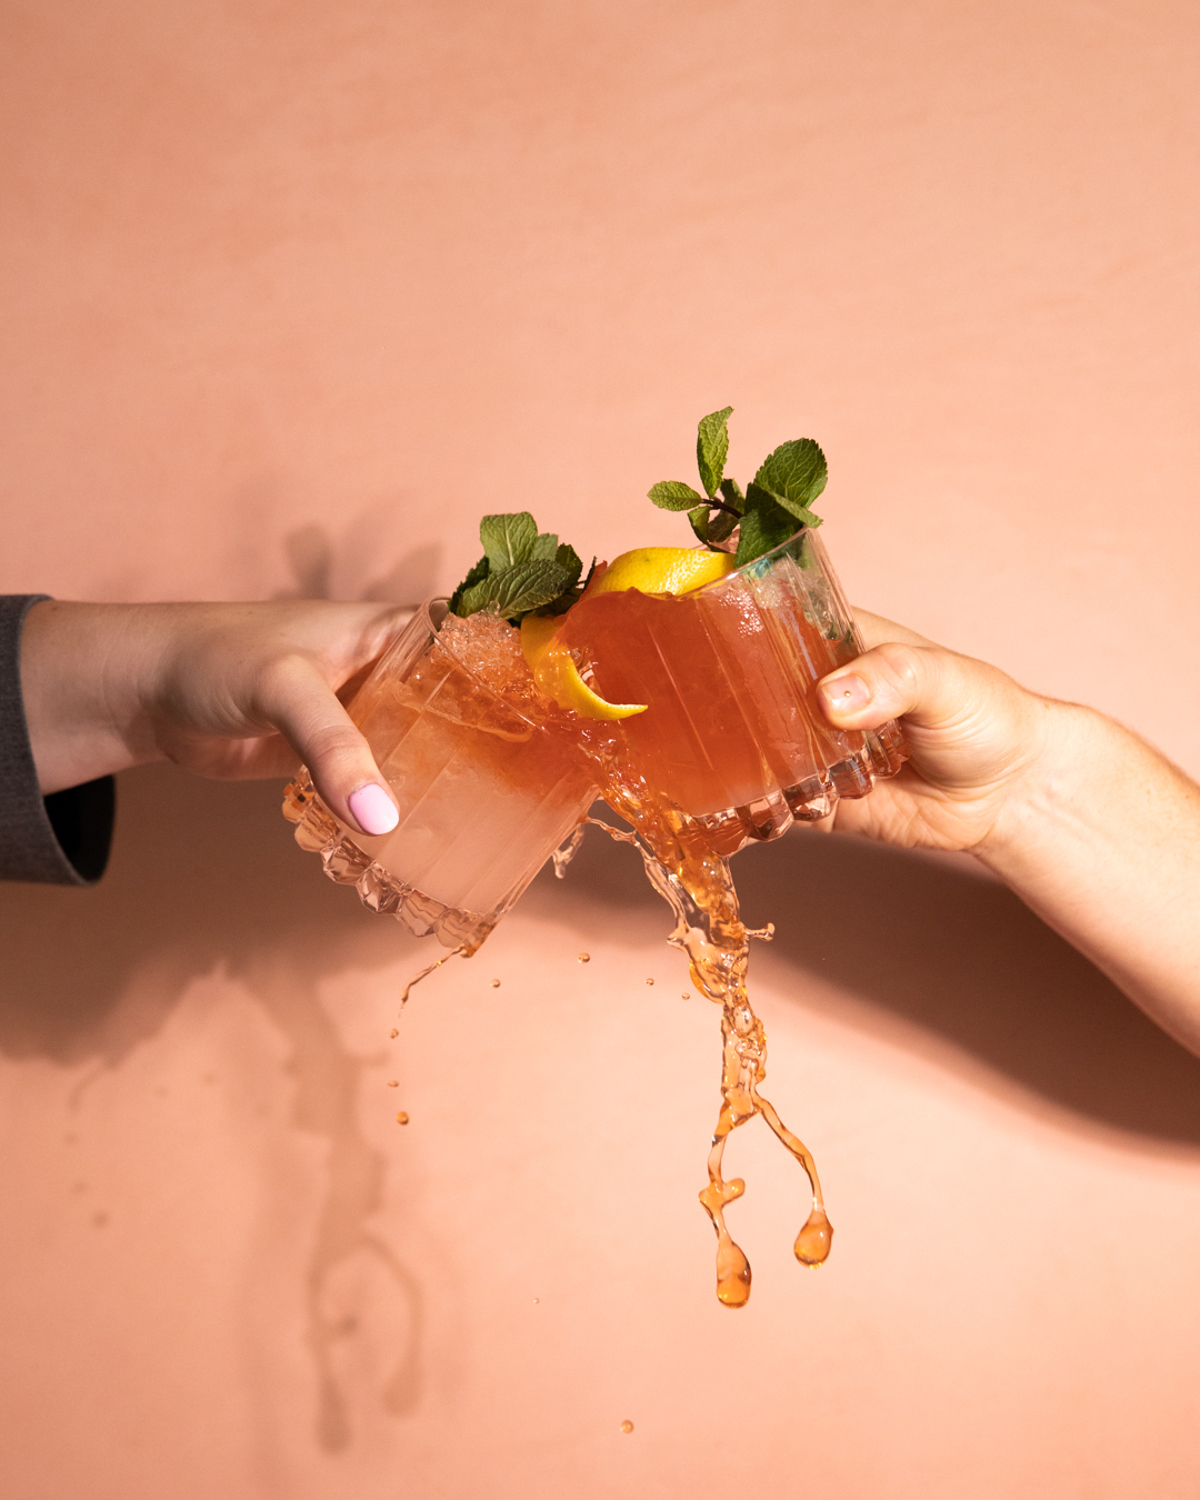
<box><xmin>21</xmin><ymin>600</ymin><xmax>410</xmax><ymax>836</ymax></box>
<box><xmin>814</xmin><ymin>609</ymin><xmax>1057</xmax><ymax>856</ymax></box>
<box><xmin>815</xmin><ymin>609</ymin><xmax>1200</xmax><ymax>1052</ymax></box>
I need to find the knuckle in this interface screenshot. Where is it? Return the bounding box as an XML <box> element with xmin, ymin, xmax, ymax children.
<box><xmin>870</xmin><ymin>641</ymin><xmax>924</xmax><ymax>698</ymax></box>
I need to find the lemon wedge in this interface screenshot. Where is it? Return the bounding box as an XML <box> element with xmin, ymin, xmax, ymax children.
<box><xmin>520</xmin><ymin>613</ymin><xmax>647</xmax><ymax>721</ymax></box>
<box><xmin>587</xmin><ymin>546</ymin><xmax>737</xmax><ymax>598</ymax></box>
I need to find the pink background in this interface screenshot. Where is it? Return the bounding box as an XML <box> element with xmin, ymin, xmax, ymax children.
<box><xmin>3</xmin><ymin>2</ymin><xmax>1200</xmax><ymax>1495</ymax></box>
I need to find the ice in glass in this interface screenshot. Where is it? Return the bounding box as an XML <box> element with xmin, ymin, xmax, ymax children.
<box><xmin>282</xmin><ymin>602</ymin><xmax>599</xmax><ymax>953</ymax></box>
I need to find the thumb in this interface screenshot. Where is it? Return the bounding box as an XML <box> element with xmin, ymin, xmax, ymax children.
<box><xmin>816</xmin><ymin>640</ymin><xmax>1043</xmax><ymax>798</ymax></box>
<box><xmin>816</xmin><ymin>641</ymin><xmax>980</xmax><ymax>734</ymax></box>
<box><xmin>258</xmin><ymin>655</ymin><xmax>400</xmax><ymax>837</ymax></box>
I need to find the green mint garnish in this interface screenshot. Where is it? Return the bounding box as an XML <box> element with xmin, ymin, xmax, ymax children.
<box><xmin>649</xmin><ymin>409</ymin><xmax>826</xmax><ymax>567</ymax></box>
<box><xmin>450</xmin><ymin>512</ymin><xmax>589</xmax><ymax>622</ymax></box>
<box><xmin>647</xmin><ymin>480</ymin><xmax>706</xmax><ymax>510</ymax></box>
<box><xmin>696</xmin><ymin>405</ymin><xmax>733</xmax><ymax>497</ymax></box>
<box><xmin>752</xmin><ymin>438</ymin><xmax>827</xmax><ymax>522</ymax></box>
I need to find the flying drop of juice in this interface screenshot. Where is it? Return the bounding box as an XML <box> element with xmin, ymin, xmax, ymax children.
<box><xmin>491</xmin><ymin>979</ymin><xmax>501</xmax><ymax>988</ymax></box>
<box><xmin>794</xmin><ymin>1207</ymin><xmax>833</xmax><ymax>1266</ymax></box>
<box><xmin>387</xmin><ymin>1080</ymin><xmax>399</xmax><ymax>1088</ymax></box>
<box><xmin>578</xmin><ymin>953</ymin><xmax>591</xmax><ymax>963</ymax></box>
<box><xmin>715</xmin><ymin>1240</ymin><xmax>752</xmax><ymax>1308</ymax></box>
<box><xmin>389</xmin><ymin>1028</ymin><xmax>399</xmax><ymax>1039</ymax></box>
<box><xmin>620</xmin><ymin>1420</ymin><xmax>634</xmax><ymax>1434</ymax></box>
<box><xmin>396</xmin><ymin>1112</ymin><xmax>410</xmax><ymax>1125</ymax></box>
<box><xmin>681</xmin><ymin>992</ymin><xmax>691</xmax><ymax>1000</ymax></box>
<box><xmin>645</xmin><ymin>977</ymin><xmax>655</xmax><ymax>986</ymax></box>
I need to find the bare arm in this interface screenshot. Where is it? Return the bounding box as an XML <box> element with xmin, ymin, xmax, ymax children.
<box><xmin>818</xmin><ymin>613</ymin><xmax>1200</xmax><ymax>1054</ymax></box>
<box><xmin>19</xmin><ymin>600</ymin><xmax>408</xmax><ymax>836</ymax></box>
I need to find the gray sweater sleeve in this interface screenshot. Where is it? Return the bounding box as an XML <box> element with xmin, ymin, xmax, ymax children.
<box><xmin>0</xmin><ymin>595</ymin><xmax>115</xmax><ymax>886</ymax></box>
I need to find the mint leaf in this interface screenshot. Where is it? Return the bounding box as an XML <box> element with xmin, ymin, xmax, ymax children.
<box><xmin>687</xmin><ymin>504</ymin><xmax>712</xmax><ymax>544</ymax></box>
<box><xmin>753</xmin><ymin>439</ymin><xmax>827</xmax><ymax>521</ymax></box>
<box><xmin>696</xmin><ymin>406</ymin><xmax>733</xmax><ymax>497</ymax></box>
<box><xmin>734</xmin><ymin>491</ymin><xmax>798</xmax><ymax>567</ymax></box>
<box><xmin>490</xmin><ymin>561</ymin><xmax>573</xmax><ymax>617</ymax></box>
<box><xmin>747</xmin><ymin>480</ymin><xmax>822</xmax><ymax>531</ymax></box>
<box><xmin>719</xmin><ymin>476</ymin><xmax>745</xmax><ymax>510</ymax></box>
<box><xmin>555</xmin><ymin>542</ymin><xmax>583</xmax><ymax>585</ymax></box>
<box><xmin>530</xmin><ymin>530</ymin><xmax>560</xmax><ymax>561</ymax></box>
<box><xmin>649</xmin><ymin>480</ymin><xmax>706</xmax><ymax>511</ymax></box>
<box><xmin>459</xmin><ymin>559</ymin><xmax>572</xmax><ymax>620</ymax></box>
<box><xmin>448</xmin><ymin>553</ymin><xmax>489</xmax><ymax>615</ymax></box>
<box><xmin>689</xmin><ymin>503</ymin><xmax>738</xmax><ymax>546</ymax></box>
<box><xmin>480</xmin><ymin>512</ymin><xmax>538</xmax><ymax>571</ymax></box>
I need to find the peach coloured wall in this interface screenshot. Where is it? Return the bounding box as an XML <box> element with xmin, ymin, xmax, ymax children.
<box><xmin>3</xmin><ymin>3</ymin><xmax>1200</xmax><ymax>1497</ymax></box>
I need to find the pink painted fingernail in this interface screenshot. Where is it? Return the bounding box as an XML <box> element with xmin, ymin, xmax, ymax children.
<box><xmin>348</xmin><ymin>783</ymin><xmax>399</xmax><ymax>836</ymax></box>
<box><xmin>819</xmin><ymin>673</ymin><xmax>872</xmax><ymax>717</ymax></box>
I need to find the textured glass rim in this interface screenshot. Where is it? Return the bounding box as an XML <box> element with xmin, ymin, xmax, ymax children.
<box><xmin>691</xmin><ymin>525</ymin><xmax>816</xmax><ymax>599</ymax></box>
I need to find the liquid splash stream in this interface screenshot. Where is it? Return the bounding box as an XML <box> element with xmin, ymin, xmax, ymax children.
<box><xmin>398</xmin><ymin>945</ymin><xmax>469</xmax><ymax>1009</ymax></box>
<box><xmin>584</xmin><ymin>802</ymin><xmax>830</xmax><ymax>1305</ymax></box>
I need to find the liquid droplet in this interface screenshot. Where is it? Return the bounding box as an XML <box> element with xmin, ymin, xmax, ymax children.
<box><xmin>389</xmin><ymin>1028</ymin><xmax>399</xmax><ymax>1039</ymax></box>
<box><xmin>396</xmin><ymin>1111</ymin><xmax>410</xmax><ymax>1125</ymax></box>
<box><xmin>532</xmin><ymin>1296</ymin><xmax>540</xmax><ymax>1304</ymax></box>
<box><xmin>620</xmin><ymin>1420</ymin><xmax>634</xmax><ymax>1434</ymax></box>
<box><xmin>578</xmin><ymin>952</ymin><xmax>591</xmax><ymax>963</ymax></box>
<box><xmin>491</xmin><ymin>979</ymin><xmax>501</xmax><ymax>988</ymax></box>
<box><xmin>387</xmin><ymin>1080</ymin><xmax>399</xmax><ymax>1088</ymax></box>
<box><xmin>794</xmin><ymin>1208</ymin><xmax>833</xmax><ymax>1266</ymax></box>
<box><xmin>681</xmin><ymin>992</ymin><xmax>691</xmax><ymax>1000</ymax></box>
<box><xmin>715</xmin><ymin>1240</ymin><xmax>752</xmax><ymax>1308</ymax></box>
<box><xmin>645</xmin><ymin>977</ymin><xmax>655</xmax><ymax>986</ymax></box>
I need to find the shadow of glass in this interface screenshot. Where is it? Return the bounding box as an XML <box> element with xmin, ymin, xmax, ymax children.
<box><xmin>525</xmin><ymin>820</ymin><xmax>1200</xmax><ymax>1152</ymax></box>
<box><xmin>0</xmin><ymin>764</ymin><xmax>428</xmax><ymax>1445</ymax></box>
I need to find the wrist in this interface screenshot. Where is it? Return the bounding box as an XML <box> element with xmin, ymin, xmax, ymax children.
<box><xmin>973</xmin><ymin>698</ymin><xmax>1108</xmax><ymax>876</ymax></box>
<box><xmin>22</xmin><ymin>602</ymin><xmax>166</xmax><ymax>792</ymax></box>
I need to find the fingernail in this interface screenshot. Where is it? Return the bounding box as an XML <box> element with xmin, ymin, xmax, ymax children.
<box><xmin>819</xmin><ymin>673</ymin><xmax>872</xmax><ymax>717</ymax></box>
<box><xmin>348</xmin><ymin>783</ymin><xmax>399</xmax><ymax>836</ymax></box>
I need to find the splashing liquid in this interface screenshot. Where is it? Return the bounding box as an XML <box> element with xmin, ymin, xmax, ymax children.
<box><xmin>584</xmin><ymin>796</ymin><xmax>831</xmax><ymax>1308</ymax></box>
<box><xmin>398</xmin><ymin>946</ymin><xmax>468</xmax><ymax>1008</ymax></box>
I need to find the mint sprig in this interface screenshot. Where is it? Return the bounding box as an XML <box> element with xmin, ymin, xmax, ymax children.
<box><xmin>648</xmin><ymin>409</ymin><xmax>826</xmax><ymax>567</ymax></box>
<box><xmin>449</xmin><ymin>512</ymin><xmax>589</xmax><ymax>622</ymax></box>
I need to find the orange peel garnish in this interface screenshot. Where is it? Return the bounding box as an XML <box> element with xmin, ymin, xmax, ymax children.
<box><xmin>520</xmin><ymin>613</ymin><xmax>647</xmax><ymax>721</ymax></box>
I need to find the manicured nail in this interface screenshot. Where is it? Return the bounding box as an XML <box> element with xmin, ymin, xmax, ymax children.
<box><xmin>819</xmin><ymin>673</ymin><xmax>872</xmax><ymax>717</ymax></box>
<box><xmin>348</xmin><ymin>783</ymin><xmax>399</xmax><ymax>836</ymax></box>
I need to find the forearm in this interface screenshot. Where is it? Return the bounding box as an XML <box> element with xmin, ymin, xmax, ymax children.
<box><xmin>977</xmin><ymin>701</ymin><xmax>1200</xmax><ymax>1050</ymax></box>
<box><xmin>20</xmin><ymin>601</ymin><xmax>166</xmax><ymax>793</ymax></box>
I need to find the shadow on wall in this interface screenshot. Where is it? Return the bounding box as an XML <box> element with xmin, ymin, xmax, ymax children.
<box><xmin>525</xmin><ymin>814</ymin><xmax>1200</xmax><ymax>1154</ymax></box>
<box><xmin>3</xmin><ymin>765</ymin><xmax>1200</xmax><ymax>1448</ymax></box>
<box><xmin>0</xmin><ymin>765</ymin><xmax>428</xmax><ymax>1451</ymax></box>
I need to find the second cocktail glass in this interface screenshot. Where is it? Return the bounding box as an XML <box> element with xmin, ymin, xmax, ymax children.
<box><xmin>560</xmin><ymin>527</ymin><xmax>906</xmax><ymax>854</ymax></box>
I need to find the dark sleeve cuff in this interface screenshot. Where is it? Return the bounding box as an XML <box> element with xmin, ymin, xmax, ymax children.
<box><xmin>0</xmin><ymin>595</ymin><xmax>115</xmax><ymax>886</ymax></box>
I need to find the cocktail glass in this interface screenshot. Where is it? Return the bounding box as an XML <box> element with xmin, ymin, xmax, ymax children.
<box><xmin>559</xmin><ymin>526</ymin><xmax>906</xmax><ymax>855</ymax></box>
<box><xmin>282</xmin><ymin>601</ymin><xmax>600</xmax><ymax>952</ymax></box>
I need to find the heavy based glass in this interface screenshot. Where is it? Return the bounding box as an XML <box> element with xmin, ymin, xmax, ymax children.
<box><xmin>560</xmin><ymin>528</ymin><xmax>906</xmax><ymax>855</ymax></box>
<box><xmin>283</xmin><ymin>602</ymin><xmax>600</xmax><ymax>952</ymax></box>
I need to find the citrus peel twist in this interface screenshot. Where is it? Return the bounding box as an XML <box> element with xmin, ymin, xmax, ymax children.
<box><xmin>520</xmin><ymin>546</ymin><xmax>737</xmax><ymax>721</ymax></box>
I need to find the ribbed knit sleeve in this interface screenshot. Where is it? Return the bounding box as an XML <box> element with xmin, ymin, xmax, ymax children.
<box><xmin>0</xmin><ymin>595</ymin><xmax>114</xmax><ymax>886</ymax></box>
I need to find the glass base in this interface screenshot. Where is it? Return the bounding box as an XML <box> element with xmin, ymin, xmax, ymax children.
<box><xmin>282</xmin><ymin>773</ymin><xmax>497</xmax><ymax>953</ymax></box>
<box><xmin>683</xmin><ymin>722</ymin><xmax>907</xmax><ymax>857</ymax></box>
